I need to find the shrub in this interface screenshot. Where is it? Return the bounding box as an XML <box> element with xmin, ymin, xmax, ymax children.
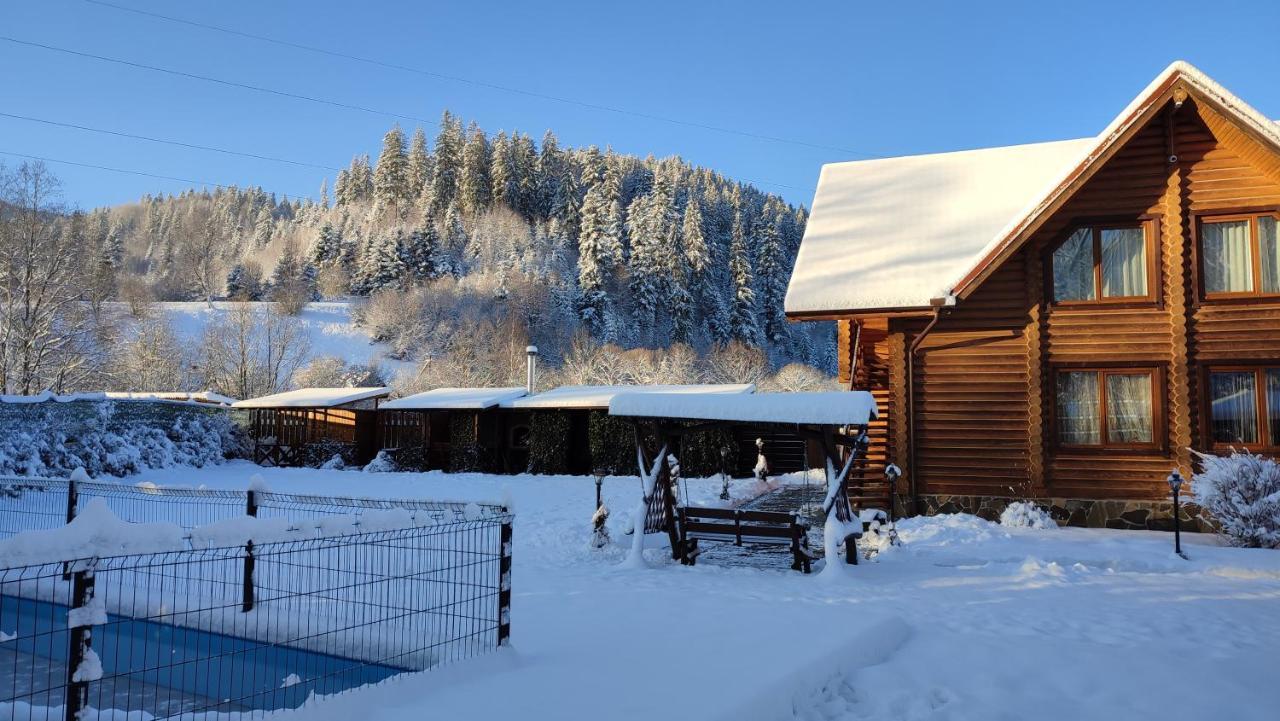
<box><xmin>527</xmin><ymin>411</ymin><xmax>571</xmax><ymax>474</ymax></box>
<box><xmin>999</xmin><ymin>501</ymin><xmax>1057</xmax><ymax>530</ymax></box>
<box><xmin>448</xmin><ymin>411</ymin><xmax>483</xmax><ymax>472</ymax></box>
<box><xmin>1193</xmin><ymin>450</ymin><xmax>1280</xmax><ymax>548</ymax></box>
<box><xmin>299</xmin><ymin>439</ymin><xmax>357</xmax><ymax>468</ymax></box>
<box><xmin>588</xmin><ymin>411</ymin><xmax>634</xmax><ymax>475</ymax></box>
<box><xmin>393</xmin><ymin>443</ymin><xmax>432</xmax><ymax>472</ymax></box>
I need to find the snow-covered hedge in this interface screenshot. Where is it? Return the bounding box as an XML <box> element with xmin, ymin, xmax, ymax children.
<box><xmin>1193</xmin><ymin>450</ymin><xmax>1280</xmax><ymax>549</ymax></box>
<box><xmin>0</xmin><ymin>399</ymin><xmax>247</xmax><ymax>478</ymax></box>
<box><xmin>999</xmin><ymin>501</ymin><xmax>1057</xmax><ymax>530</ymax></box>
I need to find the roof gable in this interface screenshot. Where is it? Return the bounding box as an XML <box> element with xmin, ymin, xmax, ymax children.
<box><xmin>786</xmin><ymin>61</ymin><xmax>1280</xmax><ymax>316</ymax></box>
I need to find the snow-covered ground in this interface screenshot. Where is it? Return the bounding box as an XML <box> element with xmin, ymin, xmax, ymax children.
<box><xmin>109</xmin><ymin>461</ymin><xmax>1280</xmax><ymax>721</ymax></box>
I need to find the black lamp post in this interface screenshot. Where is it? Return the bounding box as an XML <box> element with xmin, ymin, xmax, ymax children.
<box><xmin>884</xmin><ymin>463</ymin><xmax>902</xmax><ymax>546</ymax></box>
<box><xmin>1167</xmin><ymin>468</ymin><xmax>1188</xmax><ymax>560</ymax></box>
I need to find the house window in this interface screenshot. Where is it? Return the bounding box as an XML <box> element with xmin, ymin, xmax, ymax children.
<box><xmin>1206</xmin><ymin>366</ymin><xmax>1280</xmax><ymax>448</ymax></box>
<box><xmin>1051</xmin><ymin>224</ymin><xmax>1152</xmax><ymax>303</ymax></box>
<box><xmin>1200</xmin><ymin>214</ymin><xmax>1280</xmax><ymax>297</ymax></box>
<box><xmin>1055</xmin><ymin>368</ymin><xmax>1160</xmax><ymax>448</ymax></box>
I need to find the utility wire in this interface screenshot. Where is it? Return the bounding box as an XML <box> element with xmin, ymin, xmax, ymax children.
<box><xmin>0</xmin><ymin>36</ymin><xmax>436</xmax><ymax>126</ymax></box>
<box><xmin>82</xmin><ymin>0</ymin><xmax>879</xmax><ymax>159</ymax></box>
<box><xmin>0</xmin><ymin>111</ymin><xmax>341</xmax><ymax>171</ymax></box>
<box><xmin>0</xmin><ymin>150</ymin><xmax>309</xmax><ymax>195</ymax></box>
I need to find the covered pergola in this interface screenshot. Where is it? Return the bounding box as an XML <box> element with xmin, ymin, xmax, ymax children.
<box><xmin>608</xmin><ymin>391</ymin><xmax>885</xmax><ymax>569</ymax></box>
<box><xmin>233</xmin><ymin>387</ymin><xmax>390</xmax><ymax>466</ymax></box>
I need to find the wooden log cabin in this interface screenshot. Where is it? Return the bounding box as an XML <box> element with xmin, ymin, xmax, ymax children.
<box><xmin>233</xmin><ymin>387</ymin><xmax>390</xmax><ymax>466</ymax></box>
<box><xmin>785</xmin><ymin>61</ymin><xmax>1280</xmax><ymax>530</ymax></box>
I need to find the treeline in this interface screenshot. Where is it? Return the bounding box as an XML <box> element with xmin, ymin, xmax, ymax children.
<box><xmin>83</xmin><ymin>112</ymin><xmax>832</xmax><ymax>372</ymax></box>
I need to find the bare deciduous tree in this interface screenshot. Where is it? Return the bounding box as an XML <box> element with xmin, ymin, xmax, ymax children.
<box><xmin>198</xmin><ymin>302</ymin><xmax>311</xmax><ymax>399</ymax></box>
<box><xmin>0</xmin><ymin>162</ymin><xmax>95</xmax><ymax>394</ymax></box>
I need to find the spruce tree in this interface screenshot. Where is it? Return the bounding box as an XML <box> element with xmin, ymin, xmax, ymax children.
<box><xmin>310</xmin><ymin>222</ymin><xmax>343</xmax><ymax>267</ymax></box>
<box><xmin>536</xmin><ymin>129</ymin><xmax>564</xmax><ymax>221</ymax></box>
<box><xmin>459</xmin><ymin>122</ymin><xmax>492</xmax><ymax>217</ymax></box>
<box><xmin>429</xmin><ymin>111</ymin><xmax>464</xmax><ymax>216</ymax></box>
<box><xmin>728</xmin><ymin>197</ymin><xmax>761</xmax><ymax>347</ymax></box>
<box><xmin>374</xmin><ymin>125</ymin><xmax>410</xmax><ymax>215</ymax></box>
<box><xmin>514</xmin><ymin>132</ymin><xmax>538</xmax><ymax>217</ymax></box>
<box><xmin>489</xmin><ymin>131</ymin><xmax>515</xmax><ymax>210</ymax></box>
<box><xmin>755</xmin><ymin>201</ymin><xmax>790</xmax><ymax>345</ymax></box>
<box><xmin>407</xmin><ymin>127</ymin><xmax>431</xmax><ymax>200</ymax></box>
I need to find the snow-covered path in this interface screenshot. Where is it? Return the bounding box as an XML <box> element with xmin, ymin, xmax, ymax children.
<box><xmin>123</xmin><ymin>462</ymin><xmax>1280</xmax><ymax>721</ymax></box>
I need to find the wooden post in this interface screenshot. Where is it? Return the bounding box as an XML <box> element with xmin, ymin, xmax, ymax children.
<box><xmin>497</xmin><ymin>519</ymin><xmax>513</xmax><ymax>646</ymax></box>
<box><xmin>246</xmin><ymin>489</ymin><xmax>258</xmax><ymax>518</ymax></box>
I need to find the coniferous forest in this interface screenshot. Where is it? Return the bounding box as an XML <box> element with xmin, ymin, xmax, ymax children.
<box><xmin>4</xmin><ymin>112</ymin><xmax>835</xmax><ymax>396</ymax></box>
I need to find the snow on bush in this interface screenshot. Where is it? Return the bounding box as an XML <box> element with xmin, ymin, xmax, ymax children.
<box><xmin>1193</xmin><ymin>450</ymin><xmax>1280</xmax><ymax>549</ymax></box>
<box><xmin>0</xmin><ymin>400</ymin><xmax>246</xmax><ymax>478</ymax></box>
<box><xmin>363</xmin><ymin>450</ymin><xmax>397</xmax><ymax>473</ymax></box>
<box><xmin>1000</xmin><ymin>501</ymin><xmax>1057</xmax><ymax>530</ymax></box>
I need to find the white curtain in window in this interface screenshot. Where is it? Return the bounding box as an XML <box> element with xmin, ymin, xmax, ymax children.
<box><xmin>1056</xmin><ymin>372</ymin><xmax>1100</xmax><ymax>444</ymax></box>
<box><xmin>1209</xmin><ymin>371</ymin><xmax>1258</xmax><ymax>444</ymax></box>
<box><xmin>1100</xmin><ymin>228</ymin><xmax>1147</xmax><ymax>297</ymax></box>
<box><xmin>1259</xmin><ymin>217</ymin><xmax>1280</xmax><ymax>294</ymax></box>
<box><xmin>1267</xmin><ymin>369</ymin><xmax>1280</xmax><ymax>447</ymax></box>
<box><xmin>1203</xmin><ymin>220</ymin><xmax>1253</xmax><ymax>294</ymax></box>
<box><xmin>1053</xmin><ymin>228</ymin><xmax>1096</xmax><ymax>301</ymax></box>
<box><xmin>1105</xmin><ymin>373</ymin><xmax>1153</xmax><ymax>443</ymax></box>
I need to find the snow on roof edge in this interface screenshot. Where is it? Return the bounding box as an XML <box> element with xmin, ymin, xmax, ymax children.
<box><xmin>502</xmin><ymin>384</ymin><xmax>756</xmax><ymax>410</ymax></box>
<box><xmin>232</xmin><ymin>387</ymin><xmax>391</xmax><ymax>409</ymax></box>
<box><xmin>608</xmin><ymin>391</ymin><xmax>878</xmax><ymax>426</ymax></box>
<box><xmin>381</xmin><ymin>387</ymin><xmax>529</xmax><ymax>410</ymax></box>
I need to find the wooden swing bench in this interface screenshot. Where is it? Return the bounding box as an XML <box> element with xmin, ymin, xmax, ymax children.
<box><xmin>610</xmin><ymin>389</ymin><xmax>882</xmax><ymax>575</ymax></box>
<box><xmin>677</xmin><ymin>506</ymin><xmax>820</xmax><ymax>572</ymax></box>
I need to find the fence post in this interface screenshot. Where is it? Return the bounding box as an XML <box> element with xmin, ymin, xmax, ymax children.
<box><xmin>66</xmin><ymin>478</ymin><xmax>79</xmax><ymax>525</ymax></box>
<box><xmin>241</xmin><ymin>540</ymin><xmax>255</xmax><ymax>613</ymax></box>
<box><xmin>65</xmin><ymin>561</ymin><xmax>96</xmax><ymax>721</ymax></box>
<box><xmin>497</xmin><ymin>520</ymin><xmax>512</xmax><ymax>646</ymax></box>
<box><xmin>246</xmin><ymin>489</ymin><xmax>258</xmax><ymax>517</ymax></box>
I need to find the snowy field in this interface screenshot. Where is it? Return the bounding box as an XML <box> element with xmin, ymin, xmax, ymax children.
<box><xmin>104</xmin><ymin>461</ymin><xmax>1280</xmax><ymax>721</ymax></box>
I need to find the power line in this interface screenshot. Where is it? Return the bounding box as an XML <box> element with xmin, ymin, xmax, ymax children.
<box><xmin>1</xmin><ymin>37</ymin><xmax>814</xmax><ymax>195</ymax></box>
<box><xmin>0</xmin><ymin>111</ymin><xmax>341</xmax><ymax>171</ymax></box>
<box><xmin>0</xmin><ymin>150</ymin><xmax>310</xmax><ymax>196</ymax></box>
<box><xmin>0</xmin><ymin>36</ymin><xmax>437</xmax><ymax>126</ymax></box>
<box><xmin>82</xmin><ymin>0</ymin><xmax>879</xmax><ymax>159</ymax></box>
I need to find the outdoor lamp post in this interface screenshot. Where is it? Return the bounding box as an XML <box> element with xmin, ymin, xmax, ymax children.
<box><xmin>591</xmin><ymin>469</ymin><xmax>610</xmax><ymax>549</ymax></box>
<box><xmin>1168</xmin><ymin>468</ymin><xmax>1188</xmax><ymax>560</ymax></box>
<box><xmin>719</xmin><ymin>446</ymin><xmax>731</xmax><ymax>500</ymax></box>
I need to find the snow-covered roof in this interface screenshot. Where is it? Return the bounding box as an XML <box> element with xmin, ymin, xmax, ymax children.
<box><xmin>609</xmin><ymin>391</ymin><xmax>878</xmax><ymax>426</ymax></box>
<box><xmin>381</xmin><ymin>387</ymin><xmax>528</xmax><ymax>410</ymax></box>
<box><xmin>231</xmin><ymin>387</ymin><xmax>390</xmax><ymax>409</ymax></box>
<box><xmin>786</xmin><ymin>60</ymin><xmax>1280</xmax><ymax>314</ymax></box>
<box><xmin>0</xmin><ymin>390</ymin><xmax>238</xmax><ymax>407</ymax></box>
<box><xmin>502</xmin><ymin>384</ymin><xmax>755</xmax><ymax>410</ymax></box>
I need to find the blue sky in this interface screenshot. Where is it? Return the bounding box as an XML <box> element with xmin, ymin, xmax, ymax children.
<box><xmin>5</xmin><ymin>0</ymin><xmax>1280</xmax><ymax>210</ymax></box>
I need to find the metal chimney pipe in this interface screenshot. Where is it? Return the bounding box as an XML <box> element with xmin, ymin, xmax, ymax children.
<box><xmin>525</xmin><ymin>345</ymin><xmax>538</xmax><ymax>393</ymax></box>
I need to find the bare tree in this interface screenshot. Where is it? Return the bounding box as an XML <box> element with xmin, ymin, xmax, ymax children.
<box><xmin>198</xmin><ymin>302</ymin><xmax>311</xmax><ymax>399</ymax></box>
<box><xmin>113</xmin><ymin>317</ymin><xmax>190</xmax><ymax>391</ymax></box>
<box><xmin>0</xmin><ymin>162</ymin><xmax>95</xmax><ymax>394</ymax></box>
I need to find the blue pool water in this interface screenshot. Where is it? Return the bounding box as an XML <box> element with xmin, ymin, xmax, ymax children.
<box><xmin>0</xmin><ymin>594</ymin><xmax>409</xmax><ymax>716</ymax></box>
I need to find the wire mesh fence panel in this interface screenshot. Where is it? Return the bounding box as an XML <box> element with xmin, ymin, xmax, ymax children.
<box><xmin>0</xmin><ymin>518</ymin><xmax>512</xmax><ymax>721</ymax></box>
<box><xmin>0</xmin><ymin>480</ymin><xmax>70</xmax><ymax>538</ymax></box>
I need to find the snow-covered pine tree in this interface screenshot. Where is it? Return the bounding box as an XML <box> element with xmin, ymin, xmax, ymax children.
<box><xmin>407</xmin><ymin>127</ymin><xmax>431</xmax><ymax>200</ymax></box>
<box><xmin>514</xmin><ymin>133</ymin><xmax>538</xmax><ymax>218</ymax></box>
<box><xmin>373</xmin><ymin>125</ymin><xmax>410</xmax><ymax>216</ymax></box>
<box><xmin>442</xmin><ymin>202</ymin><xmax>467</xmax><ymax>274</ymax></box>
<box><xmin>459</xmin><ymin>122</ymin><xmax>492</xmax><ymax>217</ymax></box>
<box><xmin>755</xmin><ymin>200</ymin><xmax>791</xmax><ymax>345</ymax></box>
<box><xmin>251</xmin><ymin>205</ymin><xmax>274</xmax><ymax>249</ymax></box>
<box><xmin>728</xmin><ymin>193</ymin><xmax>761</xmax><ymax>347</ymax></box>
<box><xmin>428</xmin><ymin>111</ymin><xmax>464</xmax><ymax>216</ymax></box>
<box><xmin>536</xmin><ymin>129</ymin><xmax>564</xmax><ymax>221</ymax></box>
<box><xmin>489</xmin><ymin>131</ymin><xmax>516</xmax><ymax>210</ymax></box>
<box><xmin>404</xmin><ymin>212</ymin><xmax>442</xmax><ymax>283</ymax></box>
<box><xmin>354</xmin><ymin>231</ymin><xmax>407</xmax><ymax>294</ymax></box>
<box><xmin>309</xmin><ymin>223</ymin><xmax>343</xmax><ymax>267</ymax></box>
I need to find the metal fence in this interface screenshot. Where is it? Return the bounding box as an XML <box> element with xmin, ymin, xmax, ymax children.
<box><xmin>0</xmin><ymin>476</ymin><xmax>508</xmax><ymax>539</ymax></box>
<box><xmin>0</xmin><ymin>477</ymin><xmax>514</xmax><ymax>721</ymax></box>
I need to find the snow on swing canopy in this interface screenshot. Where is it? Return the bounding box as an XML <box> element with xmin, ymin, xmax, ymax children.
<box><xmin>608</xmin><ymin>390</ymin><xmax>878</xmax><ymax>426</ymax></box>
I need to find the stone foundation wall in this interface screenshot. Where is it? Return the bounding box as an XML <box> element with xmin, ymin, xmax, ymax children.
<box><xmin>914</xmin><ymin>494</ymin><xmax>1214</xmax><ymax>533</ymax></box>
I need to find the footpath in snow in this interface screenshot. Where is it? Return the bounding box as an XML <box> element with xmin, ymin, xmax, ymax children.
<box><xmin>100</xmin><ymin>462</ymin><xmax>1280</xmax><ymax>721</ymax></box>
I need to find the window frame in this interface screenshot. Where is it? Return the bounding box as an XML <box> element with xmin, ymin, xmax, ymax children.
<box><xmin>1047</xmin><ymin>219</ymin><xmax>1160</xmax><ymax>308</ymax></box>
<box><xmin>1202</xmin><ymin>364</ymin><xmax>1280</xmax><ymax>452</ymax></box>
<box><xmin>1050</xmin><ymin>365</ymin><xmax>1165</xmax><ymax>453</ymax></box>
<box><xmin>1194</xmin><ymin>211</ymin><xmax>1280</xmax><ymax>302</ymax></box>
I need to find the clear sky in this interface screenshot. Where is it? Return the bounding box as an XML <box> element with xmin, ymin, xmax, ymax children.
<box><xmin>5</xmin><ymin>0</ymin><xmax>1280</xmax><ymax>210</ymax></box>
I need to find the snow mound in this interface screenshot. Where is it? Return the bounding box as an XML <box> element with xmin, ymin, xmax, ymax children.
<box><xmin>1000</xmin><ymin>501</ymin><xmax>1058</xmax><ymax>530</ymax></box>
<box><xmin>0</xmin><ymin>497</ymin><xmax>185</xmax><ymax>567</ymax></box>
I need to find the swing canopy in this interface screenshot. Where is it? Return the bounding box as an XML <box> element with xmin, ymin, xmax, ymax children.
<box><xmin>608</xmin><ymin>390</ymin><xmax>878</xmax><ymax>427</ymax></box>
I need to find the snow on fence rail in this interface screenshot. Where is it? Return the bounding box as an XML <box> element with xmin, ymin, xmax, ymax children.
<box><xmin>0</xmin><ymin>475</ymin><xmax>508</xmax><ymax>540</ymax></box>
<box><xmin>0</xmin><ymin>478</ymin><xmax>514</xmax><ymax>721</ymax></box>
